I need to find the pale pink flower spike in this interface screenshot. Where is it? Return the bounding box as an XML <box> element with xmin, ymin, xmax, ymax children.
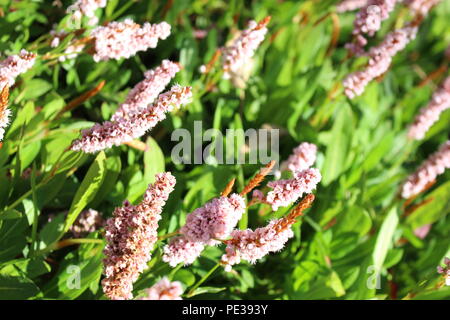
<box><xmin>260</xmin><ymin>168</ymin><xmax>321</xmax><ymax>211</ymax></box>
<box><xmin>91</xmin><ymin>19</ymin><xmax>171</xmax><ymax>62</ymax></box>
<box><xmin>111</xmin><ymin>60</ymin><xmax>180</xmax><ymax>121</ymax></box>
<box><xmin>180</xmin><ymin>194</ymin><xmax>246</xmax><ymax>245</ymax></box>
<box><xmin>343</xmin><ymin>26</ymin><xmax>417</xmax><ymax>98</ymax></box>
<box><xmin>163</xmin><ymin>193</ymin><xmax>246</xmax><ymax>267</ymax></box>
<box><xmin>102</xmin><ymin>172</ymin><xmax>176</xmax><ymax>300</ymax></box>
<box><xmin>222</xmin><ymin>17</ymin><xmax>270</xmax><ymax>79</ymax></box>
<box><xmin>401</xmin><ymin>141</ymin><xmax>450</xmax><ymax>199</ymax></box>
<box><xmin>221</xmin><ymin>194</ymin><xmax>315</xmax><ymax>271</ymax></box>
<box><xmin>280</xmin><ymin>142</ymin><xmax>318</xmax><ymax>174</ymax></box>
<box><xmin>70</xmin><ymin>85</ymin><xmax>192</xmax><ymax>153</ymax></box>
<box><xmin>408</xmin><ymin>77</ymin><xmax>450</xmax><ymax>140</ymax></box>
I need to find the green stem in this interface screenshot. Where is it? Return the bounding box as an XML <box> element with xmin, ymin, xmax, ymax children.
<box><xmin>186</xmin><ymin>262</ymin><xmax>220</xmax><ymax>298</ymax></box>
<box><xmin>157</xmin><ymin>230</ymin><xmax>179</xmax><ymax>241</ymax></box>
<box><xmin>34</xmin><ymin>238</ymin><xmax>104</xmax><ymax>257</ymax></box>
<box><xmin>109</xmin><ymin>1</ymin><xmax>136</xmax><ymax>21</ymax></box>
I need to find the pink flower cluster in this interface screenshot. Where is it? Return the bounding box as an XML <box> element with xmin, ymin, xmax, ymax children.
<box><xmin>70</xmin><ymin>208</ymin><xmax>104</xmax><ymax>238</ymax></box>
<box><xmin>343</xmin><ymin>26</ymin><xmax>417</xmax><ymax>98</ymax></box>
<box><xmin>67</xmin><ymin>0</ymin><xmax>107</xmax><ymax>25</ymax></box>
<box><xmin>138</xmin><ymin>277</ymin><xmax>183</xmax><ymax>300</ymax></box>
<box><xmin>220</xmin><ymin>194</ymin><xmax>314</xmax><ymax>271</ymax></box>
<box><xmin>102</xmin><ymin>172</ymin><xmax>176</xmax><ymax>300</ymax></box>
<box><xmin>222</xmin><ymin>17</ymin><xmax>270</xmax><ymax>79</ymax></box>
<box><xmin>0</xmin><ymin>50</ymin><xmax>37</xmax><ymax>89</ymax></box>
<box><xmin>70</xmin><ymin>85</ymin><xmax>192</xmax><ymax>153</ymax></box>
<box><xmin>162</xmin><ymin>236</ymin><xmax>206</xmax><ymax>267</ymax></box>
<box><xmin>353</xmin><ymin>0</ymin><xmax>398</xmax><ymax>36</ymax></box>
<box><xmin>408</xmin><ymin>77</ymin><xmax>450</xmax><ymax>140</ymax></box>
<box><xmin>405</xmin><ymin>0</ymin><xmax>442</xmax><ymax>16</ymax></box>
<box><xmin>280</xmin><ymin>142</ymin><xmax>317</xmax><ymax>174</ymax></box>
<box><xmin>221</xmin><ymin>220</ymin><xmax>294</xmax><ymax>271</ymax></box>
<box><xmin>345</xmin><ymin>0</ymin><xmax>398</xmax><ymax>55</ymax></box>
<box><xmin>180</xmin><ymin>194</ymin><xmax>246</xmax><ymax>244</ymax></box>
<box><xmin>254</xmin><ymin>168</ymin><xmax>321</xmax><ymax>211</ymax></box>
<box><xmin>162</xmin><ymin>194</ymin><xmax>246</xmax><ymax>267</ymax></box>
<box><xmin>401</xmin><ymin>141</ymin><xmax>450</xmax><ymax>199</ymax></box>
<box><xmin>111</xmin><ymin>60</ymin><xmax>180</xmax><ymax>121</ymax></box>
<box><xmin>336</xmin><ymin>0</ymin><xmax>369</xmax><ymax>12</ymax></box>
<box><xmin>437</xmin><ymin>257</ymin><xmax>450</xmax><ymax>286</ymax></box>
<box><xmin>91</xmin><ymin>19</ymin><xmax>171</xmax><ymax>62</ymax></box>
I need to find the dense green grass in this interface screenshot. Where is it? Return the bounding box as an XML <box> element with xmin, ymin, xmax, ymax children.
<box><xmin>0</xmin><ymin>0</ymin><xmax>449</xmax><ymax>300</ymax></box>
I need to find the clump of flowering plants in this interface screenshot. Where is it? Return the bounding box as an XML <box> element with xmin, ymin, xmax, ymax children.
<box><xmin>0</xmin><ymin>0</ymin><xmax>448</xmax><ymax>302</ymax></box>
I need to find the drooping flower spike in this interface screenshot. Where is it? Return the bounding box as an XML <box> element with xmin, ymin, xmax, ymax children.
<box><xmin>401</xmin><ymin>140</ymin><xmax>450</xmax><ymax>199</ymax></box>
<box><xmin>343</xmin><ymin>26</ymin><xmax>417</xmax><ymax>98</ymax></box>
<box><xmin>91</xmin><ymin>19</ymin><xmax>171</xmax><ymax>62</ymax></box>
<box><xmin>138</xmin><ymin>277</ymin><xmax>184</xmax><ymax>300</ymax></box>
<box><xmin>408</xmin><ymin>77</ymin><xmax>450</xmax><ymax>140</ymax></box>
<box><xmin>70</xmin><ymin>85</ymin><xmax>192</xmax><ymax>153</ymax></box>
<box><xmin>102</xmin><ymin>172</ymin><xmax>176</xmax><ymax>300</ymax></box>
<box><xmin>221</xmin><ymin>194</ymin><xmax>315</xmax><ymax>271</ymax></box>
<box><xmin>111</xmin><ymin>60</ymin><xmax>180</xmax><ymax>121</ymax></box>
<box><xmin>162</xmin><ymin>161</ymin><xmax>276</xmax><ymax>267</ymax></box>
<box><xmin>222</xmin><ymin>16</ymin><xmax>270</xmax><ymax>80</ymax></box>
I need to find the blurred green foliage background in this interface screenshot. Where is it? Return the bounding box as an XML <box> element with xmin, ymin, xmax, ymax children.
<box><xmin>0</xmin><ymin>0</ymin><xmax>449</xmax><ymax>300</ymax></box>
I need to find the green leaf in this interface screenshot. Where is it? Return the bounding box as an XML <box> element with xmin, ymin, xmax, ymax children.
<box><xmin>42</xmin><ymin>242</ymin><xmax>103</xmax><ymax>299</ymax></box>
<box><xmin>0</xmin><ymin>209</ymin><xmax>22</xmax><ymax>221</ymax></box>
<box><xmin>18</xmin><ymin>141</ymin><xmax>41</xmax><ymax>173</ymax></box>
<box><xmin>321</xmin><ymin>103</ymin><xmax>354</xmax><ymax>185</ymax></box>
<box><xmin>372</xmin><ymin>206</ymin><xmax>399</xmax><ymax>274</ymax></box>
<box><xmin>188</xmin><ymin>286</ymin><xmax>226</xmax><ymax>297</ymax></box>
<box><xmin>411</xmin><ymin>286</ymin><xmax>450</xmax><ymax>300</ymax></box>
<box><xmin>299</xmin><ymin>271</ymin><xmax>345</xmax><ymax>299</ymax></box>
<box><xmin>0</xmin><ymin>258</ymin><xmax>50</xmax><ymax>279</ymax></box>
<box><xmin>89</xmin><ymin>155</ymin><xmax>121</xmax><ymax>207</ymax></box>
<box><xmin>0</xmin><ymin>216</ymin><xmax>28</xmax><ymax>263</ymax></box>
<box><xmin>20</xmin><ymin>79</ymin><xmax>52</xmax><ymax>100</ymax></box>
<box><xmin>334</xmin><ymin>206</ymin><xmax>372</xmax><ymax>237</ymax></box>
<box><xmin>0</xmin><ymin>275</ymin><xmax>40</xmax><ymax>300</ymax></box>
<box><xmin>172</xmin><ymin>269</ymin><xmax>196</xmax><ymax>287</ymax></box>
<box><xmin>144</xmin><ymin>137</ymin><xmax>165</xmax><ymax>184</ymax></box>
<box><xmin>63</xmin><ymin>152</ymin><xmax>107</xmax><ymax>233</ymax></box>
